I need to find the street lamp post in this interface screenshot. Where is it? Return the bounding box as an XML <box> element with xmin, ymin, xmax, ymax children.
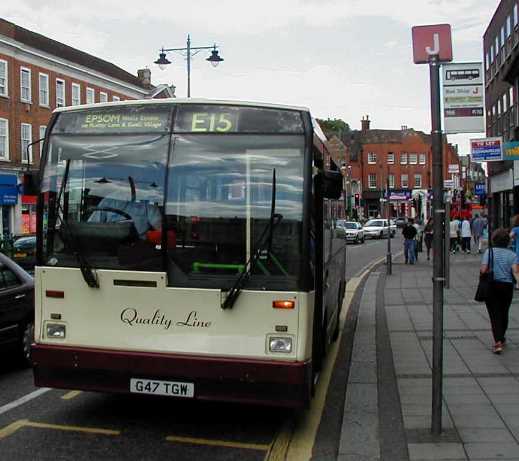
<box><xmin>154</xmin><ymin>35</ymin><xmax>224</xmax><ymax>98</ymax></box>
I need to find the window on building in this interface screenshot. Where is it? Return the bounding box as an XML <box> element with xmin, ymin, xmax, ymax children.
<box><xmin>388</xmin><ymin>174</ymin><xmax>395</xmax><ymax>188</ymax></box>
<box><xmin>401</xmin><ymin>174</ymin><xmax>408</xmax><ymax>188</ymax></box>
<box><xmin>99</xmin><ymin>92</ymin><xmax>108</xmax><ymax>103</ymax></box>
<box><xmin>400</xmin><ymin>153</ymin><xmax>408</xmax><ymax>164</ymax></box>
<box><xmin>71</xmin><ymin>83</ymin><xmax>81</xmax><ymax>106</ymax></box>
<box><xmin>387</xmin><ymin>152</ymin><xmax>394</xmax><ymax>164</ymax></box>
<box><xmin>414</xmin><ymin>174</ymin><xmax>422</xmax><ymax>188</ymax></box>
<box><xmin>86</xmin><ymin>87</ymin><xmax>95</xmax><ymax>104</ymax></box>
<box><xmin>39</xmin><ymin>126</ymin><xmax>46</xmax><ymax>157</ymax></box>
<box><xmin>498</xmin><ymin>99</ymin><xmax>502</xmax><ymax>115</ymax></box>
<box><xmin>20</xmin><ymin>67</ymin><xmax>31</xmax><ymax>102</ymax></box>
<box><xmin>501</xmin><ymin>25</ymin><xmax>505</xmax><ymax>48</ymax></box>
<box><xmin>368</xmin><ymin>152</ymin><xmax>377</xmax><ymax>164</ymax></box>
<box><xmin>113</xmin><ymin>95</ymin><xmax>120</xmax><ymax>102</ymax></box>
<box><xmin>485</xmin><ymin>52</ymin><xmax>490</xmax><ymax>70</ymax></box>
<box><xmin>496</xmin><ymin>35</ymin><xmax>500</xmax><ymax>55</ymax></box>
<box><xmin>39</xmin><ymin>73</ymin><xmax>49</xmax><ymax>106</ymax></box>
<box><xmin>515</xmin><ymin>4</ymin><xmax>518</xmax><ymax>27</ymax></box>
<box><xmin>0</xmin><ymin>119</ymin><xmax>8</xmax><ymax>160</ymax></box>
<box><xmin>510</xmin><ymin>86</ymin><xmax>514</xmax><ymax>107</ymax></box>
<box><xmin>507</xmin><ymin>15</ymin><xmax>512</xmax><ymax>37</ymax></box>
<box><xmin>0</xmin><ymin>60</ymin><xmax>7</xmax><ymax>97</ymax></box>
<box><xmin>493</xmin><ymin>104</ymin><xmax>497</xmax><ymax>116</ymax></box>
<box><xmin>490</xmin><ymin>44</ymin><xmax>494</xmax><ymax>63</ymax></box>
<box><xmin>368</xmin><ymin>174</ymin><xmax>377</xmax><ymax>189</ymax></box>
<box><xmin>56</xmin><ymin>79</ymin><xmax>65</xmax><ymax>107</ymax></box>
<box><xmin>503</xmin><ymin>93</ymin><xmax>508</xmax><ymax>112</ymax></box>
<box><xmin>21</xmin><ymin>123</ymin><xmax>32</xmax><ymax>163</ymax></box>
<box><xmin>409</xmin><ymin>153</ymin><xmax>417</xmax><ymax>164</ymax></box>
<box><xmin>419</xmin><ymin>153</ymin><xmax>426</xmax><ymax>164</ymax></box>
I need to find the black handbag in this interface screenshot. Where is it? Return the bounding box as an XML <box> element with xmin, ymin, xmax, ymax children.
<box><xmin>475</xmin><ymin>247</ymin><xmax>493</xmax><ymax>302</ymax></box>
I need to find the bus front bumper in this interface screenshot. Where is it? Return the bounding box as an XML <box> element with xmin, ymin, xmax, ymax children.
<box><xmin>32</xmin><ymin>344</ymin><xmax>312</xmax><ymax>408</ymax></box>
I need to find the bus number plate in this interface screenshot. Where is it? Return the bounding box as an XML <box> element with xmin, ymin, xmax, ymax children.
<box><xmin>130</xmin><ymin>378</ymin><xmax>194</xmax><ymax>398</ymax></box>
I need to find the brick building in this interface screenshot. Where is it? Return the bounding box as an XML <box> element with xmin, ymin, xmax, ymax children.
<box><xmin>344</xmin><ymin>116</ymin><xmax>461</xmax><ymax>220</ymax></box>
<box><xmin>483</xmin><ymin>0</ymin><xmax>519</xmax><ymax>228</ymax></box>
<box><xmin>0</xmin><ymin>18</ymin><xmax>174</xmax><ymax>236</ymax></box>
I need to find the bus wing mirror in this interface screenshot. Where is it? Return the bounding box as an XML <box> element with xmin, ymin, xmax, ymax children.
<box><xmin>23</xmin><ymin>172</ymin><xmax>40</xmax><ymax>196</ymax></box>
<box><xmin>322</xmin><ymin>170</ymin><xmax>343</xmax><ymax>199</ymax></box>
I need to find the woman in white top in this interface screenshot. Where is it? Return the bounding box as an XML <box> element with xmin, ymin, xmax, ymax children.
<box><xmin>461</xmin><ymin>218</ymin><xmax>472</xmax><ymax>253</ymax></box>
<box><xmin>450</xmin><ymin>217</ymin><xmax>460</xmax><ymax>253</ymax></box>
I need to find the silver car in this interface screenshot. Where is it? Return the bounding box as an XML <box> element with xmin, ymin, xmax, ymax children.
<box><xmin>363</xmin><ymin>219</ymin><xmax>391</xmax><ymax>239</ymax></box>
<box><xmin>338</xmin><ymin>221</ymin><xmax>365</xmax><ymax>244</ymax></box>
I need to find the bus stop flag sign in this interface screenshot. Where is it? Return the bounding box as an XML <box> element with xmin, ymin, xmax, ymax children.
<box><xmin>470</xmin><ymin>137</ymin><xmax>503</xmax><ymax>162</ymax></box>
<box><xmin>412</xmin><ymin>24</ymin><xmax>453</xmax><ymax>64</ymax></box>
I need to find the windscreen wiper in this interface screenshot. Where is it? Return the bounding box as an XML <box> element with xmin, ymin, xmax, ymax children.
<box><xmin>54</xmin><ymin>160</ymin><xmax>99</xmax><ymax>288</ymax></box>
<box><xmin>221</xmin><ymin>169</ymin><xmax>282</xmax><ymax>310</ymax></box>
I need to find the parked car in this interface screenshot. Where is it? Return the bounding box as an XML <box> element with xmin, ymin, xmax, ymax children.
<box><xmin>0</xmin><ymin>253</ymin><xmax>34</xmax><ymax>366</ymax></box>
<box><xmin>338</xmin><ymin>221</ymin><xmax>365</xmax><ymax>244</ymax></box>
<box><xmin>394</xmin><ymin>217</ymin><xmax>407</xmax><ymax>228</ymax></box>
<box><xmin>12</xmin><ymin>235</ymin><xmax>36</xmax><ymax>272</ymax></box>
<box><xmin>363</xmin><ymin>219</ymin><xmax>391</xmax><ymax>239</ymax></box>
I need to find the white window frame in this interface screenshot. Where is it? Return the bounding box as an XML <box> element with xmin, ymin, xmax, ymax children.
<box><xmin>39</xmin><ymin>125</ymin><xmax>46</xmax><ymax>157</ymax></box>
<box><xmin>401</xmin><ymin>174</ymin><xmax>408</xmax><ymax>188</ymax></box>
<box><xmin>21</xmin><ymin>123</ymin><xmax>32</xmax><ymax>164</ymax></box>
<box><xmin>99</xmin><ymin>91</ymin><xmax>108</xmax><ymax>103</ymax></box>
<box><xmin>20</xmin><ymin>67</ymin><xmax>31</xmax><ymax>103</ymax></box>
<box><xmin>367</xmin><ymin>152</ymin><xmax>377</xmax><ymax>164</ymax></box>
<box><xmin>0</xmin><ymin>118</ymin><xmax>9</xmax><ymax>160</ymax></box>
<box><xmin>71</xmin><ymin>83</ymin><xmax>81</xmax><ymax>106</ymax></box>
<box><xmin>400</xmin><ymin>153</ymin><xmax>408</xmax><ymax>164</ymax></box>
<box><xmin>409</xmin><ymin>153</ymin><xmax>417</xmax><ymax>164</ymax></box>
<box><xmin>39</xmin><ymin>73</ymin><xmax>49</xmax><ymax>106</ymax></box>
<box><xmin>419</xmin><ymin>153</ymin><xmax>426</xmax><ymax>165</ymax></box>
<box><xmin>112</xmin><ymin>95</ymin><xmax>120</xmax><ymax>102</ymax></box>
<box><xmin>387</xmin><ymin>152</ymin><xmax>394</xmax><ymax>164</ymax></box>
<box><xmin>56</xmin><ymin>79</ymin><xmax>66</xmax><ymax>107</ymax></box>
<box><xmin>368</xmin><ymin>174</ymin><xmax>377</xmax><ymax>189</ymax></box>
<box><xmin>414</xmin><ymin>174</ymin><xmax>422</xmax><ymax>188</ymax></box>
<box><xmin>86</xmin><ymin>87</ymin><xmax>95</xmax><ymax>104</ymax></box>
<box><xmin>0</xmin><ymin>59</ymin><xmax>7</xmax><ymax>97</ymax></box>
<box><xmin>388</xmin><ymin>174</ymin><xmax>395</xmax><ymax>189</ymax></box>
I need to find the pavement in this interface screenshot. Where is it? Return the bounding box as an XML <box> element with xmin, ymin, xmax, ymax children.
<box><xmin>338</xmin><ymin>249</ymin><xmax>519</xmax><ymax>461</ymax></box>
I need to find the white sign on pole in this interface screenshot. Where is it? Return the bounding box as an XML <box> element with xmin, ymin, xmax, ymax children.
<box><xmin>442</xmin><ymin>62</ymin><xmax>485</xmax><ymax>134</ymax></box>
<box><xmin>448</xmin><ymin>164</ymin><xmax>459</xmax><ymax>173</ymax></box>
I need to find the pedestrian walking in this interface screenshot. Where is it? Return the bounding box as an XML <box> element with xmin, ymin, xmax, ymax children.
<box><xmin>461</xmin><ymin>217</ymin><xmax>472</xmax><ymax>253</ymax></box>
<box><xmin>450</xmin><ymin>215</ymin><xmax>460</xmax><ymax>253</ymax></box>
<box><xmin>480</xmin><ymin>228</ymin><xmax>519</xmax><ymax>354</ymax></box>
<box><xmin>424</xmin><ymin>217</ymin><xmax>433</xmax><ymax>260</ymax></box>
<box><xmin>402</xmin><ymin>218</ymin><xmax>418</xmax><ymax>264</ymax></box>
<box><xmin>509</xmin><ymin>214</ymin><xmax>519</xmax><ymax>260</ymax></box>
<box><xmin>472</xmin><ymin>214</ymin><xmax>485</xmax><ymax>253</ymax></box>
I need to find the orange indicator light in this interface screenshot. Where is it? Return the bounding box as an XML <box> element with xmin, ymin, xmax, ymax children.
<box><xmin>272</xmin><ymin>300</ymin><xmax>295</xmax><ymax>309</ymax></box>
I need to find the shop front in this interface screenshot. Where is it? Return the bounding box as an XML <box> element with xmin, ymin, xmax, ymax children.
<box><xmin>0</xmin><ymin>174</ymin><xmax>18</xmax><ymax>237</ymax></box>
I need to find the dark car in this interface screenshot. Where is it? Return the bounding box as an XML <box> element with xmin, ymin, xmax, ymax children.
<box><xmin>394</xmin><ymin>217</ymin><xmax>407</xmax><ymax>228</ymax></box>
<box><xmin>12</xmin><ymin>235</ymin><xmax>36</xmax><ymax>272</ymax></box>
<box><xmin>0</xmin><ymin>253</ymin><xmax>34</xmax><ymax>365</ymax></box>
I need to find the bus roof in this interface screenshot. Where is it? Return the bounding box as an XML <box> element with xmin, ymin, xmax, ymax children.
<box><xmin>53</xmin><ymin>98</ymin><xmax>311</xmax><ymax>114</ymax></box>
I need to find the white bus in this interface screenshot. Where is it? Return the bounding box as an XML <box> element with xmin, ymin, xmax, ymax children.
<box><xmin>31</xmin><ymin>99</ymin><xmax>346</xmax><ymax>407</ymax></box>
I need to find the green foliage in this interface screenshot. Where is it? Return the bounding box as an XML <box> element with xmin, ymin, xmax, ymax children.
<box><xmin>316</xmin><ymin>118</ymin><xmax>351</xmax><ymax>139</ymax></box>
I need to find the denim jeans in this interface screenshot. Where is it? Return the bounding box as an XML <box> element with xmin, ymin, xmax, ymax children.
<box><xmin>404</xmin><ymin>239</ymin><xmax>416</xmax><ymax>264</ymax></box>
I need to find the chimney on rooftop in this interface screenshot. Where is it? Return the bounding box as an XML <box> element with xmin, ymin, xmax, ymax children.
<box><xmin>401</xmin><ymin>125</ymin><xmax>408</xmax><ymax>131</ymax></box>
<box><xmin>361</xmin><ymin>115</ymin><xmax>370</xmax><ymax>133</ymax></box>
<box><xmin>137</xmin><ymin>68</ymin><xmax>152</xmax><ymax>87</ymax></box>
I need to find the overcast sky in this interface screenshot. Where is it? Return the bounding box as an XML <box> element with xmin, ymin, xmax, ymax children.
<box><xmin>3</xmin><ymin>0</ymin><xmax>499</xmax><ymax>154</ymax></box>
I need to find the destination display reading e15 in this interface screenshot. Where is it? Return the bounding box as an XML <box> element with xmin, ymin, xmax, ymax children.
<box><xmin>174</xmin><ymin>105</ymin><xmax>304</xmax><ymax>134</ymax></box>
<box><xmin>52</xmin><ymin>106</ymin><xmax>172</xmax><ymax>134</ymax></box>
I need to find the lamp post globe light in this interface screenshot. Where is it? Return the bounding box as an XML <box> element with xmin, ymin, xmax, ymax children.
<box><xmin>154</xmin><ymin>34</ymin><xmax>224</xmax><ymax>98</ymax></box>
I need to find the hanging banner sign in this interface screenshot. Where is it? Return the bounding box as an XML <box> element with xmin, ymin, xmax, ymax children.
<box><xmin>470</xmin><ymin>137</ymin><xmax>503</xmax><ymax>162</ymax></box>
<box><xmin>443</xmin><ymin>179</ymin><xmax>454</xmax><ymax>188</ymax></box>
<box><xmin>503</xmin><ymin>141</ymin><xmax>519</xmax><ymax>161</ymax></box>
<box><xmin>475</xmin><ymin>183</ymin><xmax>486</xmax><ymax>195</ymax></box>
<box><xmin>442</xmin><ymin>62</ymin><xmax>485</xmax><ymax>134</ymax></box>
<box><xmin>448</xmin><ymin>164</ymin><xmax>459</xmax><ymax>173</ymax></box>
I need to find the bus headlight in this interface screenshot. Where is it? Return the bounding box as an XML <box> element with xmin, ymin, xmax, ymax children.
<box><xmin>46</xmin><ymin>323</ymin><xmax>66</xmax><ymax>339</ymax></box>
<box><xmin>269</xmin><ymin>336</ymin><xmax>292</xmax><ymax>353</ymax></box>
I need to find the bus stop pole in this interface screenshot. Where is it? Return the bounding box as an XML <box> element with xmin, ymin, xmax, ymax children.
<box><xmin>444</xmin><ymin>200</ymin><xmax>450</xmax><ymax>289</ymax></box>
<box><xmin>429</xmin><ymin>54</ymin><xmax>445</xmax><ymax>436</ymax></box>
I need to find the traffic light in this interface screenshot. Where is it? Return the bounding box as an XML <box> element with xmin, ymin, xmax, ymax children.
<box><xmin>354</xmin><ymin>193</ymin><xmax>360</xmax><ymax>207</ymax></box>
<box><xmin>22</xmin><ymin>172</ymin><xmax>39</xmax><ymax>195</ymax></box>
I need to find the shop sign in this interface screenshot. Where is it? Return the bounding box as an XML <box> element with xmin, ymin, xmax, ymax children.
<box><xmin>503</xmin><ymin>141</ymin><xmax>519</xmax><ymax>161</ymax></box>
<box><xmin>0</xmin><ymin>174</ymin><xmax>18</xmax><ymax>205</ymax></box>
<box><xmin>448</xmin><ymin>164</ymin><xmax>459</xmax><ymax>173</ymax></box>
<box><xmin>470</xmin><ymin>137</ymin><xmax>503</xmax><ymax>162</ymax></box>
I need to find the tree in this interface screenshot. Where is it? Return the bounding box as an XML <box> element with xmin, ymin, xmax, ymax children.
<box><xmin>316</xmin><ymin>118</ymin><xmax>351</xmax><ymax>141</ymax></box>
